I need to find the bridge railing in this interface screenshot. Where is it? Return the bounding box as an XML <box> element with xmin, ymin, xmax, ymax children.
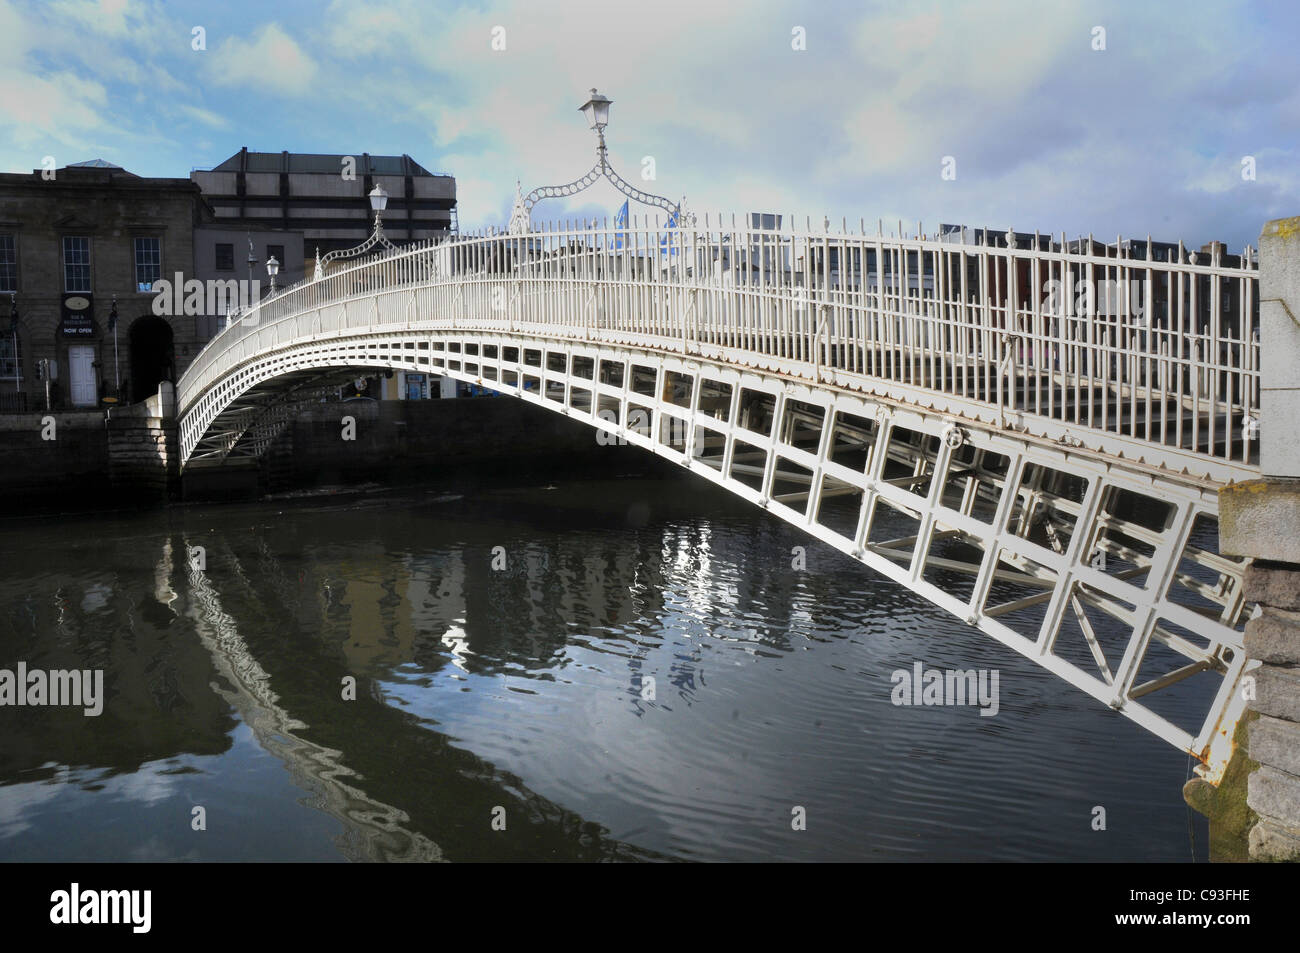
<box><xmin>180</xmin><ymin>216</ymin><xmax>1261</xmax><ymax>479</ymax></box>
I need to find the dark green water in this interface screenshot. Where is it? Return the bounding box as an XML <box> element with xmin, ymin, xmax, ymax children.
<box><xmin>0</xmin><ymin>471</ymin><xmax>1207</xmax><ymax>861</ymax></box>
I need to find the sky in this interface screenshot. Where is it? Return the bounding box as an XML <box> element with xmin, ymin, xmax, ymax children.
<box><xmin>0</xmin><ymin>0</ymin><xmax>1295</xmax><ymax>248</ymax></box>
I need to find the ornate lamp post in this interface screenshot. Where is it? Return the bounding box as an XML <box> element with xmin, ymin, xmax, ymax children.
<box><xmin>314</xmin><ymin>184</ymin><xmax>397</xmax><ymax>280</ymax></box>
<box><xmin>508</xmin><ymin>88</ymin><xmax>690</xmax><ymax>234</ymax></box>
<box><xmin>246</xmin><ymin>235</ymin><xmax>257</xmax><ymax>285</ymax></box>
<box><xmin>580</xmin><ymin>88</ymin><xmax>612</xmax><ymax>142</ymax></box>
<box><xmin>266</xmin><ymin>255</ymin><xmax>280</xmax><ymax>295</ymax></box>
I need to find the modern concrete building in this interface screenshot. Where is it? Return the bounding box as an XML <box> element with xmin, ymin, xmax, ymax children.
<box><xmin>190</xmin><ymin>149</ymin><xmax>457</xmax><ymax>259</ymax></box>
<box><xmin>0</xmin><ymin>160</ymin><xmax>208</xmax><ymax>410</ymax></box>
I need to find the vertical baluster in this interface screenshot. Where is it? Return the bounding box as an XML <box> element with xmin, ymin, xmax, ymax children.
<box><xmin>1209</xmin><ymin>244</ymin><xmax>1222</xmax><ymax>461</ymax></box>
<box><xmin>1190</xmin><ymin>246</ymin><xmax>1201</xmax><ymax>455</ymax></box>
<box><xmin>1174</xmin><ymin>241</ymin><xmax>1185</xmax><ymax>451</ymax></box>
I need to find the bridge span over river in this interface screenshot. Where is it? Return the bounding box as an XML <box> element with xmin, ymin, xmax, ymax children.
<box><xmin>174</xmin><ymin>209</ymin><xmax>1286</xmax><ymax>789</ymax></box>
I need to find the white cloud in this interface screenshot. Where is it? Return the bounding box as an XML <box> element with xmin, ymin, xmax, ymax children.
<box><xmin>47</xmin><ymin>0</ymin><xmax>132</xmax><ymax>37</ymax></box>
<box><xmin>323</xmin><ymin>3</ymin><xmax>413</xmax><ymax>58</ymax></box>
<box><xmin>0</xmin><ymin>0</ymin><xmax>1293</xmax><ymax>249</ymax></box>
<box><xmin>176</xmin><ymin>103</ymin><xmax>233</xmax><ymax>130</ymax></box>
<box><xmin>206</xmin><ymin>22</ymin><xmax>319</xmax><ymax>97</ymax></box>
<box><xmin>0</xmin><ymin>0</ymin><xmax>192</xmax><ymax>172</ymax></box>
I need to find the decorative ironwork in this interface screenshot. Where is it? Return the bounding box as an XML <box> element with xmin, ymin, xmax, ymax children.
<box><xmin>314</xmin><ymin>214</ymin><xmax>399</xmax><ymax>280</ymax></box>
<box><xmin>509</xmin><ymin>89</ymin><xmax>685</xmax><ymax>234</ymax></box>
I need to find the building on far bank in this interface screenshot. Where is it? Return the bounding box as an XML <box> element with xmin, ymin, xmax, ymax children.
<box><xmin>0</xmin><ymin>160</ymin><xmax>208</xmax><ymax>411</ymax></box>
<box><xmin>190</xmin><ymin>149</ymin><xmax>457</xmax><ymax>260</ymax></box>
<box><xmin>191</xmin><ymin>226</ymin><xmax>306</xmax><ymax>342</ymax></box>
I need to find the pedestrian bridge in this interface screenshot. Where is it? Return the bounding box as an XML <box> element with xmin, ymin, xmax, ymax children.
<box><xmin>175</xmin><ymin>217</ymin><xmax>1263</xmax><ymax>783</ymax></box>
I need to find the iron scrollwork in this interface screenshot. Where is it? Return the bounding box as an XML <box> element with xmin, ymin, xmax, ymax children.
<box><xmin>510</xmin><ymin>138</ymin><xmax>685</xmax><ymax>234</ymax></box>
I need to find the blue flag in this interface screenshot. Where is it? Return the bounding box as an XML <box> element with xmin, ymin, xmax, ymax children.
<box><xmin>612</xmin><ymin>200</ymin><xmax>628</xmax><ymax>251</ymax></box>
<box><xmin>660</xmin><ymin>208</ymin><xmax>679</xmax><ymax>258</ymax></box>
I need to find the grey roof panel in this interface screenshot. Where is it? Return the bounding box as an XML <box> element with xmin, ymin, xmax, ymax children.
<box><xmin>209</xmin><ymin>149</ymin><xmax>438</xmax><ymax>177</ymax></box>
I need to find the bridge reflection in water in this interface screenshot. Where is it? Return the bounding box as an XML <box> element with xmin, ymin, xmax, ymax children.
<box><xmin>0</xmin><ymin>477</ymin><xmax>1220</xmax><ymax>860</ymax></box>
<box><xmin>177</xmin><ymin>218</ymin><xmax>1263</xmax><ymax>783</ymax></box>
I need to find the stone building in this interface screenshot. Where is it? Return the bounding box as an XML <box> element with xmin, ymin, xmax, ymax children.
<box><xmin>0</xmin><ymin>160</ymin><xmax>208</xmax><ymax>410</ymax></box>
<box><xmin>190</xmin><ymin>148</ymin><xmax>457</xmax><ymax>260</ymax></box>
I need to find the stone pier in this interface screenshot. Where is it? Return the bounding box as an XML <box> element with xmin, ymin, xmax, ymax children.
<box><xmin>104</xmin><ymin>381</ymin><xmax>179</xmax><ymax>500</ymax></box>
<box><xmin>1216</xmin><ymin>216</ymin><xmax>1300</xmax><ymax>862</ymax></box>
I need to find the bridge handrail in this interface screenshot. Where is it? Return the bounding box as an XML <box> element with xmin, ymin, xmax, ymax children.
<box><xmin>179</xmin><ymin>217</ymin><xmax>1262</xmax><ymax>480</ymax></box>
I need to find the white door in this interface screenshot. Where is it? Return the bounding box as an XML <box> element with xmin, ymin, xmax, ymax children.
<box><xmin>68</xmin><ymin>345</ymin><xmax>96</xmax><ymax>407</ymax></box>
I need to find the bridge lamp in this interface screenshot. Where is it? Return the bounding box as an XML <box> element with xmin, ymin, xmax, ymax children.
<box><xmin>313</xmin><ymin>185</ymin><xmax>397</xmax><ymax>280</ymax></box>
<box><xmin>509</xmin><ymin>88</ymin><xmax>685</xmax><ymax>236</ymax></box>
<box><xmin>579</xmin><ymin>89</ymin><xmax>612</xmax><ymax>132</ymax></box>
<box><xmin>266</xmin><ymin>256</ymin><xmax>280</xmax><ymax>294</ymax></box>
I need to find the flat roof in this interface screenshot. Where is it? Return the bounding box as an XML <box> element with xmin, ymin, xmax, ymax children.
<box><xmin>203</xmin><ymin>149</ymin><xmax>447</xmax><ymax>177</ymax></box>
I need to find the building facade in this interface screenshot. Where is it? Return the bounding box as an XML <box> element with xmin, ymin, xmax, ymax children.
<box><xmin>192</xmin><ymin>226</ymin><xmax>306</xmax><ymax>342</ymax></box>
<box><xmin>190</xmin><ymin>149</ymin><xmax>457</xmax><ymax>259</ymax></box>
<box><xmin>0</xmin><ymin>161</ymin><xmax>208</xmax><ymax>411</ymax></box>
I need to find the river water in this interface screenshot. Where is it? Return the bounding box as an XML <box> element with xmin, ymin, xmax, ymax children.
<box><xmin>0</xmin><ymin>468</ymin><xmax>1208</xmax><ymax>862</ymax></box>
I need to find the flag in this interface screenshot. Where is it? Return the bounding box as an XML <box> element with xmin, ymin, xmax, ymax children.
<box><xmin>612</xmin><ymin>200</ymin><xmax>628</xmax><ymax>251</ymax></box>
<box><xmin>660</xmin><ymin>209</ymin><xmax>680</xmax><ymax>258</ymax></box>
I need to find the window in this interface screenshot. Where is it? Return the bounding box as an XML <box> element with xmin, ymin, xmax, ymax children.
<box><xmin>267</xmin><ymin>244</ymin><xmax>285</xmax><ymax>270</ymax></box>
<box><xmin>0</xmin><ymin>236</ymin><xmax>15</xmax><ymax>293</ymax></box>
<box><xmin>134</xmin><ymin>237</ymin><xmax>161</xmax><ymax>292</ymax></box>
<box><xmin>215</xmin><ymin>243</ymin><xmax>234</xmax><ymax>271</ymax></box>
<box><xmin>62</xmin><ymin>236</ymin><xmax>91</xmax><ymax>293</ymax></box>
<box><xmin>0</xmin><ymin>334</ymin><xmax>19</xmax><ymax>380</ymax></box>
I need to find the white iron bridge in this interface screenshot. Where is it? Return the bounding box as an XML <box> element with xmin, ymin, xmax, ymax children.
<box><xmin>176</xmin><ymin>216</ymin><xmax>1264</xmax><ymax>784</ymax></box>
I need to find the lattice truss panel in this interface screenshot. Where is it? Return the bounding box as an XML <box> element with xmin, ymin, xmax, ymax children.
<box><xmin>186</xmin><ymin>368</ymin><xmax>376</xmax><ymax>464</ymax></box>
<box><xmin>179</xmin><ymin>328</ymin><xmax>1255</xmax><ymax>781</ymax></box>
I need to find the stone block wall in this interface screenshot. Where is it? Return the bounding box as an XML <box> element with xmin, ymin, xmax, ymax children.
<box><xmin>1241</xmin><ymin>561</ymin><xmax>1300</xmax><ymax>860</ymax></box>
<box><xmin>0</xmin><ymin>410</ymin><xmax>107</xmax><ymax>507</ymax></box>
